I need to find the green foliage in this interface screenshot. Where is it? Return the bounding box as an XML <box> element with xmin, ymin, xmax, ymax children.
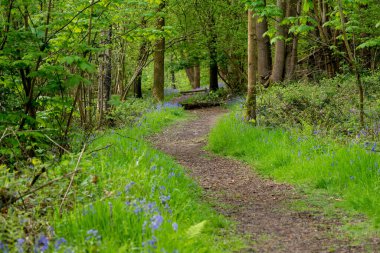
<box><xmin>254</xmin><ymin>73</ymin><xmax>380</xmax><ymax>141</ymax></box>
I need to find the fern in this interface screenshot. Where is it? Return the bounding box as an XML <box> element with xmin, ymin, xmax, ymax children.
<box><xmin>186</xmin><ymin>220</ymin><xmax>207</xmax><ymax>239</ymax></box>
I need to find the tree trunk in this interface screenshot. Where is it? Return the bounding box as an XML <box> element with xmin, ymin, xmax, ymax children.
<box><xmin>284</xmin><ymin>0</ymin><xmax>300</xmax><ymax>80</ymax></box>
<box><xmin>256</xmin><ymin>1</ymin><xmax>272</xmax><ymax>85</ymax></box>
<box><xmin>194</xmin><ymin>64</ymin><xmax>201</xmax><ymax>89</ymax></box>
<box><xmin>97</xmin><ymin>27</ymin><xmax>112</xmax><ymax>124</ymax></box>
<box><xmin>153</xmin><ymin>1</ymin><xmax>166</xmax><ymax>102</ymax></box>
<box><xmin>246</xmin><ymin>10</ymin><xmax>257</xmax><ymax>122</ymax></box>
<box><xmin>209</xmin><ymin>34</ymin><xmax>218</xmax><ymax>91</ymax></box>
<box><xmin>208</xmin><ymin>15</ymin><xmax>218</xmax><ymax>91</ymax></box>
<box><xmin>134</xmin><ymin>39</ymin><xmax>147</xmax><ymax>99</ymax></box>
<box><xmin>271</xmin><ymin>0</ymin><xmax>287</xmax><ymax>83</ymax></box>
<box><xmin>185</xmin><ymin>67</ymin><xmax>195</xmax><ymax>88</ymax></box>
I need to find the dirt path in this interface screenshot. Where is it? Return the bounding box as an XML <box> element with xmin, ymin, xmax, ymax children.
<box><xmin>150</xmin><ymin>107</ymin><xmax>376</xmax><ymax>252</ymax></box>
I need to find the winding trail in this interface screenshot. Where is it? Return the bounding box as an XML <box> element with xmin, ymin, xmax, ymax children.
<box><xmin>150</xmin><ymin>107</ymin><xmax>377</xmax><ymax>252</ymax></box>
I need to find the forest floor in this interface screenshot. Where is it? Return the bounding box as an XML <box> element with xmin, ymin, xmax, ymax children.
<box><xmin>150</xmin><ymin>107</ymin><xmax>379</xmax><ymax>253</ymax></box>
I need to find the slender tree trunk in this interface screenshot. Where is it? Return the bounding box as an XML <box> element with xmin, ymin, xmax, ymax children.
<box><xmin>246</xmin><ymin>10</ymin><xmax>257</xmax><ymax>122</ymax></box>
<box><xmin>97</xmin><ymin>26</ymin><xmax>112</xmax><ymax>124</ymax></box>
<box><xmin>209</xmin><ymin>33</ymin><xmax>218</xmax><ymax>91</ymax></box>
<box><xmin>271</xmin><ymin>0</ymin><xmax>287</xmax><ymax>83</ymax></box>
<box><xmin>134</xmin><ymin>43</ymin><xmax>147</xmax><ymax>98</ymax></box>
<box><xmin>256</xmin><ymin>1</ymin><xmax>272</xmax><ymax>85</ymax></box>
<box><xmin>194</xmin><ymin>64</ymin><xmax>201</xmax><ymax>89</ymax></box>
<box><xmin>185</xmin><ymin>67</ymin><xmax>195</xmax><ymax>88</ymax></box>
<box><xmin>153</xmin><ymin>1</ymin><xmax>166</xmax><ymax>102</ymax></box>
<box><xmin>134</xmin><ymin>18</ymin><xmax>148</xmax><ymax>98</ymax></box>
<box><xmin>208</xmin><ymin>16</ymin><xmax>218</xmax><ymax>91</ymax></box>
<box><xmin>284</xmin><ymin>0</ymin><xmax>300</xmax><ymax>80</ymax></box>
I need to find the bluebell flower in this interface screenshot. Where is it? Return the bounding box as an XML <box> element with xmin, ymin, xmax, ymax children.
<box><xmin>134</xmin><ymin>206</ymin><xmax>143</xmax><ymax>214</ymax></box>
<box><xmin>168</xmin><ymin>172</ymin><xmax>176</xmax><ymax>178</ymax></box>
<box><xmin>35</xmin><ymin>235</ymin><xmax>49</xmax><ymax>252</ymax></box>
<box><xmin>86</xmin><ymin>229</ymin><xmax>101</xmax><ymax>242</ymax></box>
<box><xmin>16</xmin><ymin>238</ymin><xmax>25</xmax><ymax>253</ymax></box>
<box><xmin>125</xmin><ymin>182</ymin><xmax>135</xmax><ymax>193</ymax></box>
<box><xmin>371</xmin><ymin>143</ymin><xmax>377</xmax><ymax>152</ymax></box>
<box><xmin>142</xmin><ymin>236</ymin><xmax>157</xmax><ymax>249</ymax></box>
<box><xmin>172</xmin><ymin>222</ymin><xmax>178</xmax><ymax>232</ymax></box>
<box><xmin>54</xmin><ymin>238</ymin><xmax>67</xmax><ymax>250</ymax></box>
<box><xmin>150</xmin><ymin>215</ymin><xmax>164</xmax><ymax>231</ymax></box>
<box><xmin>160</xmin><ymin>195</ymin><xmax>170</xmax><ymax>204</ymax></box>
<box><xmin>0</xmin><ymin>241</ymin><xmax>9</xmax><ymax>253</ymax></box>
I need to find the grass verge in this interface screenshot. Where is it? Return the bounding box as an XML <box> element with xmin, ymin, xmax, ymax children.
<box><xmin>208</xmin><ymin>112</ymin><xmax>380</xmax><ymax>233</ymax></box>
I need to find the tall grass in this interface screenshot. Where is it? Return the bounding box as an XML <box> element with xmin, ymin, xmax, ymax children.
<box><xmin>49</xmin><ymin>106</ymin><xmax>244</xmax><ymax>252</ymax></box>
<box><xmin>208</xmin><ymin>113</ymin><xmax>380</xmax><ymax>226</ymax></box>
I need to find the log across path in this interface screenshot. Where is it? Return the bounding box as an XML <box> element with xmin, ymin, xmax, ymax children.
<box><xmin>150</xmin><ymin>107</ymin><xmax>377</xmax><ymax>252</ymax></box>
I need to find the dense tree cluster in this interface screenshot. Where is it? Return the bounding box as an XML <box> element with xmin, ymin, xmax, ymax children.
<box><xmin>0</xmin><ymin>0</ymin><xmax>379</xmax><ymax>165</ymax></box>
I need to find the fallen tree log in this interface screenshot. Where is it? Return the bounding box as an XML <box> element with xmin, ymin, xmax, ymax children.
<box><xmin>180</xmin><ymin>102</ymin><xmax>222</xmax><ymax>110</ymax></box>
<box><xmin>180</xmin><ymin>88</ymin><xmax>208</xmax><ymax>95</ymax></box>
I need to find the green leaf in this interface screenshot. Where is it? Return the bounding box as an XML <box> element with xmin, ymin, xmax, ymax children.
<box><xmin>186</xmin><ymin>220</ymin><xmax>207</xmax><ymax>239</ymax></box>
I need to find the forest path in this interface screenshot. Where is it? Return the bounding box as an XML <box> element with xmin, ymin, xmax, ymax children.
<box><xmin>150</xmin><ymin>107</ymin><xmax>370</xmax><ymax>252</ymax></box>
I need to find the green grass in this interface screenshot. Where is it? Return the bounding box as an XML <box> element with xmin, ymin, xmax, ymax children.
<box><xmin>49</xmin><ymin>106</ymin><xmax>244</xmax><ymax>252</ymax></box>
<box><xmin>208</xmin><ymin>112</ymin><xmax>380</xmax><ymax>229</ymax></box>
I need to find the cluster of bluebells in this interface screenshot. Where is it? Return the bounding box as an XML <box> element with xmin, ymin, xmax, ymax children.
<box><xmin>0</xmin><ymin>233</ymin><xmax>68</xmax><ymax>253</ymax></box>
<box><xmin>156</xmin><ymin>102</ymin><xmax>181</xmax><ymax>111</ymax></box>
<box><xmin>85</xmin><ymin>229</ymin><xmax>102</xmax><ymax>244</ymax></box>
<box><xmin>122</xmin><ymin>180</ymin><xmax>179</xmax><ymax>251</ymax></box>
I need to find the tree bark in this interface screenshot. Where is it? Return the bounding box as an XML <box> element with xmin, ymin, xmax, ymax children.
<box><xmin>284</xmin><ymin>0</ymin><xmax>300</xmax><ymax>80</ymax></box>
<box><xmin>97</xmin><ymin>27</ymin><xmax>112</xmax><ymax>124</ymax></box>
<box><xmin>208</xmin><ymin>16</ymin><xmax>218</xmax><ymax>91</ymax></box>
<box><xmin>153</xmin><ymin>1</ymin><xmax>166</xmax><ymax>102</ymax></box>
<box><xmin>246</xmin><ymin>10</ymin><xmax>257</xmax><ymax>122</ymax></box>
<box><xmin>194</xmin><ymin>64</ymin><xmax>201</xmax><ymax>89</ymax></box>
<box><xmin>134</xmin><ymin>38</ymin><xmax>147</xmax><ymax>99</ymax></box>
<box><xmin>256</xmin><ymin>1</ymin><xmax>272</xmax><ymax>85</ymax></box>
<box><xmin>271</xmin><ymin>0</ymin><xmax>287</xmax><ymax>83</ymax></box>
<box><xmin>185</xmin><ymin>67</ymin><xmax>195</xmax><ymax>88</ymax></box>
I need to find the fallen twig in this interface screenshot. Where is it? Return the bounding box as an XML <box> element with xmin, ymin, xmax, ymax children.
<box><xmin>44</xmin><ymin>134</ymin><xmax>71</xmax><ymax>154</ymax></box>
<box><xmin>59</xmin><ymin>145</ymin><xmax>86</xmax><ymax>216</ymax></box>
<box><xmin>88</xmin><ymin>144</ymin><xmax>113</xmax><ymax>154</ymax></box>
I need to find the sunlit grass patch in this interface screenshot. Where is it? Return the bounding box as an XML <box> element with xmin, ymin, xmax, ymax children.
<box><xmin>208</xmin><ymin>112</ymin><xmax>380</xmax><ymax>229</ymax></box>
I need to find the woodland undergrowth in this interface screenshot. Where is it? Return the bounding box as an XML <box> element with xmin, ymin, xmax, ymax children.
<box><xmin>1</xmin><ymin>103</ymin><xmax>244</xmax><ymax>252</ymax></box>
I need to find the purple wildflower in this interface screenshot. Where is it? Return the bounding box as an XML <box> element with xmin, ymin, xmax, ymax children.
<box><xmin>372</xmin><ymin>143</ymin><xmax>377</xmax><ymax>152</ymax></box>
<box><xmin>86</xmin><ymin>229</ymin><xmax>101</xmax><ymax>242</ymax></box>
<box><xmin>142</xmin><ymin>236</ymin><xmax>157</xmax><ymax>249</ymax></box>
<box><xmin>172</xmin><ymin>222</ymin><xmax>178</xmax><ymax>232</ymax></box>
<box><xmin>54</xmin><ymin>238</ymin><xmax>67</xmax><ymax>250</ymax></box>
<box><xmin>35</xmin><ymin>235</ymin><xmax>49</xmax><ymax>252</ymax></box>
<box><xmin>0</xmin><ymin>241</ymin><xmax>9</xmax><ymax>253</ymax></box>
<box><xmin>16</xmin><ymin>238</ymin><xmax>25</xmax><ymax>253</ymax></box>
<box><xmin>150</xmin><ymin>215</ymin><xmax>164</xmax><ymax>231</ymax></box>
<box><xmin>160</xmin><ymin>195</ymin><xmax>170</xmax><ymax>204</ymax></box>
<box><xmin>168</xmin><ymin>172</ymin><xmax>176</xmax><ymax>178</ymax></box>
<box><xmin>125</xmin><ymin>182</ymin><xmax>135</xmax><ymax>193</ymax></box>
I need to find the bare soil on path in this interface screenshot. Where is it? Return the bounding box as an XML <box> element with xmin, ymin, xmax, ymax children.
<box><xmin>150</xmin><ymin>107</ymin><xmax>379</xmax><ymax>252</ymax></box>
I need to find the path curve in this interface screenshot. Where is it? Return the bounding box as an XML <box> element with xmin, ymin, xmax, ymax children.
<box><xmin>150</xmin><ymin>107</ymin><xmax>374</xmax><ymax>252</ymax></box>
